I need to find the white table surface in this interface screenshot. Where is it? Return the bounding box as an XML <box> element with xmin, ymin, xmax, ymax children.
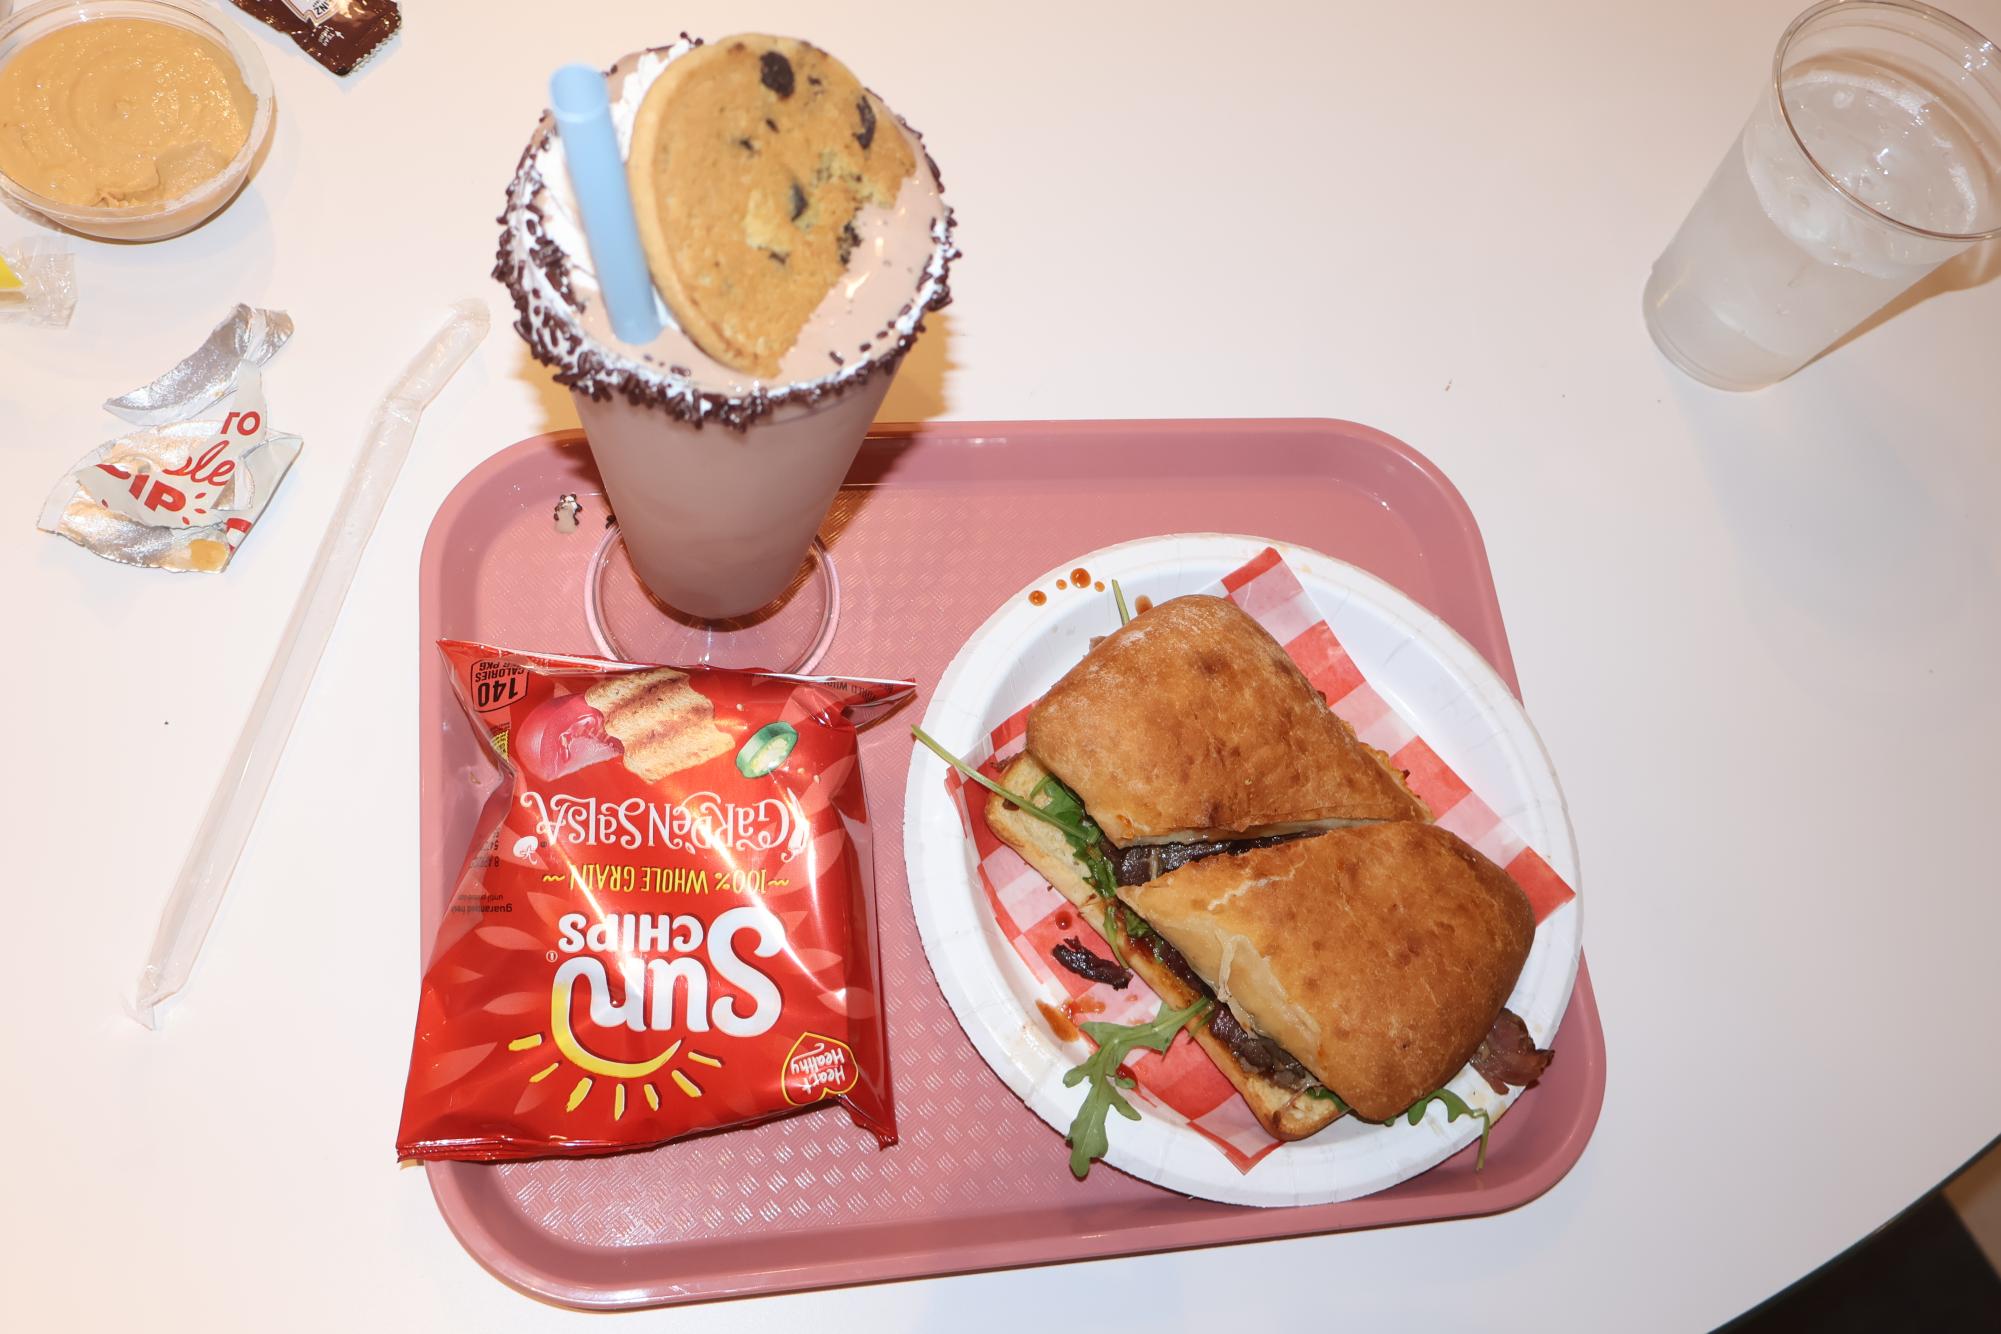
<box><xmin>8</xmin><ymin>1</ymin><xmax>2000</xmax><ymax>1328</ymax></box>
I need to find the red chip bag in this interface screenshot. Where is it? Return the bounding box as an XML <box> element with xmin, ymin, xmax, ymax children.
<box><xmin>397</xmin><ymin>642</ymin><xmax>913</xmax><ymax>1162</ymax></box>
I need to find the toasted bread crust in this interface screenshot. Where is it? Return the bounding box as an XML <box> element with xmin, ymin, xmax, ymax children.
<box><xmin>1119</xmin><ymin>823</ymin><xmax>1534</xmax><ymax>1122</ymax></box>
<box><xmin>985</xmin><ymin>755</ymin><xmax>1341</xmax><ymax>1141</ymax></box>
<box><xmin>1025</xmin><ymin>596</ymin><xmax>1427</xmax><ymax>845</ymax></box>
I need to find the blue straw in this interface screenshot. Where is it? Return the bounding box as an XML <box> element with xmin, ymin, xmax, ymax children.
<box><xmin>548</xmin><ymin>65</ymin><xmax>662</xmax><ymax>345</ymax></box>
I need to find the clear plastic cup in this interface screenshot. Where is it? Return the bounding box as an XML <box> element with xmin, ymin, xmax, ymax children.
<box><xmin>0</xmin><ymin>0</ymin><xmax>274</xmax><ymax>242</ymax></box>
<box><xmin>1643</xmin><ymin>0</ymin><xmax>2001</xmax><ymax>390</ymax></box>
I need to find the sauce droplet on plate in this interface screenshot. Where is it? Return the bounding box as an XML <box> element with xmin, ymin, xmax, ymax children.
<box><xmin>1036</xmin><ymin>999</ymin><xmax>1080</xmax><ymax>1044</ymax></box>
<box><xmin>1071</xmin><ymin>568</ymin><xmax>1091</xmax><ymax>586</ymax></box>
<box><xmin>1134</xmin><ymin>594</ymin><xmax>1154</xmax><ymax>613</ymax></box>
<box><xmin>1056</xmin><ymin>579</ymin><xmax>1068</xmax><ymax>590</ymax></box>
<box><xmin>1093</xmin><ymin>581</ymin><xmax>1105</xmax><ymax>591</ymax></box>
<box><xmin>1028</xmin><ymin>590</ymin><xmax>1047</xmax><ymax>606</ymax></box>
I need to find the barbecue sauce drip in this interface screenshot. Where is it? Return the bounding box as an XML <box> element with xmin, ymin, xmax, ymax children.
<box><xmin>1036</xmin><ymin>1000</ymin><xmax>1081</xmax><ymax>1044</ymax></box>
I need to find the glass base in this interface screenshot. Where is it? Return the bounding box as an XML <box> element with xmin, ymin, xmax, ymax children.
<box><xmin>1642</xmin><ymin>298</ymin><xmax>1780</xmax><ymax>392</ymax></box>
<box><xmin>582</xmin><ymin>525</ymin><xmax>839</xmax><ymax>674</ymax></box>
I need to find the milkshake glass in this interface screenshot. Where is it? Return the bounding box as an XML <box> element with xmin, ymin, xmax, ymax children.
<box><xmin>572</xmin><ymin>375</ymin><xmax>893</xmax><ymax>620</ymax></box>
<box><xmin>497</xmin><ymin>39</ymin><xmax>955</xmax><ymax>664</ymax></box>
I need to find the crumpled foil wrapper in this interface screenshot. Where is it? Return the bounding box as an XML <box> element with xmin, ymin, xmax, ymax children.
<box><xmin>38</xmin><ymin>306</ymin><xmax>303</xmax><ymax>572</ymax></box>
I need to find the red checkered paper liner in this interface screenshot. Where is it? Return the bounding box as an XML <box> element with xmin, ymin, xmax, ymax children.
<box><xmin>940</xmin><ymin>547</ymin><xmax>1577</xmax><ymax>1173</ymax></box>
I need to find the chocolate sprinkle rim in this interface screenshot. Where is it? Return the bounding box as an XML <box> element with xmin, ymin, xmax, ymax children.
<box><xmin>493</xmin><ymin>36</ymin><xmax>959</xmax><ymax>433</ymax></box>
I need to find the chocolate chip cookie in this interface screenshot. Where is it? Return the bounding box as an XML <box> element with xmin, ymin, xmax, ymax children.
<box><xmin>626</xmin><ymin>35</ymin><xmax>916</xmax><ymax>378</ymax></box>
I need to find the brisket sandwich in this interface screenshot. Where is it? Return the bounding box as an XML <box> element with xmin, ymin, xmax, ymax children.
<box><xmin>986</xmin><ymin>594</ymin><xmax>1547</xmax><ymax>1137</ymax></box>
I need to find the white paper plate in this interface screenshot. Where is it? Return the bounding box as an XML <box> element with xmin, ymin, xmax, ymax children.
<box><xmin>903</xmin><ymin>535</ymin><xmax>1582</xmax><ymax>1206</ymax></box>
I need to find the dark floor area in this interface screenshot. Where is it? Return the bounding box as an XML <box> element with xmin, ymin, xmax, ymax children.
<box><xmin>1724</xmin><ymin>1192</ymin><xmax>2001</xmax><ymax>1331</ymax></box>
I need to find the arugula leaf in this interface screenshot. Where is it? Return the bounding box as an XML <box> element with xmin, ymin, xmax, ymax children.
<box><xmin>1111</xmin><ymin>578</ymin><xmax>1132</xmax><ymax>626</ymax></box>
<box><xmin>1061</xmin><ymin>996</ymin><xmax>1211</xmax><ymax>1178</ymax></box>
<box><xmin>1404</xmin><ymin>1086</ymin><xmax>1493</xmax><ymax>1171</ymax></box>
<box><xmin>1097</xmin><ymin>907</ymin><xmax>1131</xmax><ymax>971</ymax></box>
<box><xmin>1029</xmin><ymin>775</ymin><xmax>1118</xmax><ymax>893</ymax></box>
<box><xmin>1026</xmin><ymin>772</ymin><xmax>1134</xmax><ymax>966</ymax></box>
<box><xmin>912</xmin><ymin>727</ymin><xmax>1133</xmax><ymax>964</ymax></box>
<box><xmin>1026</xmin><ymin>773</ymin><xmax>1104</xmax><ymax>848</ymax></box>
<box><xmin>911</xmin><ymin>726</ymin><xmax>1094</xmax><ymax>847</ymax></box>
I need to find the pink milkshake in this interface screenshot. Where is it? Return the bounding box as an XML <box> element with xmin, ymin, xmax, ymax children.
<box><xmin>496</xmin><ymin>37</ymin><xmax>955</xmax><ymax>620</ymax></box>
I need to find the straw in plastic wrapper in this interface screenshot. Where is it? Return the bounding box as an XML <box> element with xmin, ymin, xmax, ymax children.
<box><xmin>130</xmin><ymin>301</ymin><xmax>490</xmax><ymax>1026</ymax></box>
<box><xmin>37</xmin><ymin>305</ymin><xmax>300</xmax><ymax>572</ymax></box>
<box><xmin>0</xmin><ymin>236</ymin><xmax>76</xmax><ymax>327</ymax></box>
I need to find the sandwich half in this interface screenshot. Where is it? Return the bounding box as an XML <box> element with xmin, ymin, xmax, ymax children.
<box><xmin>989</xmin><ymin>752</ymin><xmax>1346</xmax><ymax>1138</ymax></box>
<box><xmin>1117</xmin><ymin>822</ymin><xmax>1535</xmax><ymax>1122</ymax></box>
<box><xmin>1026</xmin><ymin>595</ymin><xmax>1427</xmax><ymax>844</ymax></box>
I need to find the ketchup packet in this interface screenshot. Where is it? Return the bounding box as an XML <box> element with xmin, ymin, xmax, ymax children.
<box><xmin>397</xmin><ymin>643</ymin><xmax>913</xmax><ymax>1162</ymax></box>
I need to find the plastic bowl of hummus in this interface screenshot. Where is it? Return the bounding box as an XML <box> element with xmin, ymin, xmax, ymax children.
<box><xmin>0</xmin><ymin>0</ymin><xmax>274</xmax><ymax>241</ymax></box>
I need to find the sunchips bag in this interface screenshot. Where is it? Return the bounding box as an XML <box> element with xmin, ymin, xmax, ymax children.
<box><xmin>397</xmin><ymin>643</ymin><xmax>912</xmax><ymax>1161</ymax></box>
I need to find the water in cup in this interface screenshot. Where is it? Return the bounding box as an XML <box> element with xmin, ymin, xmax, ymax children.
<box><xmin>1645</xmin><ymin>3</ymin><xmax>2001</xmax><ymax>390</ymax></box>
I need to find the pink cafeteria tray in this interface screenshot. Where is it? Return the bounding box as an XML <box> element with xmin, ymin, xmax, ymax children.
<box><xmin>416</xmin><ymin>418</ymin><xmax>1607</xmax><ymax>1309</ymax></box>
